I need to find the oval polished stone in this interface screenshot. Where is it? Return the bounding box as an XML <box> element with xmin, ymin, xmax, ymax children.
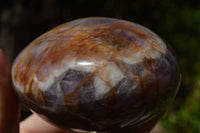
<box><xmin>11</xmin><ymin>17</ymin><xmax>181</xmax><ymax>131</ymax></box>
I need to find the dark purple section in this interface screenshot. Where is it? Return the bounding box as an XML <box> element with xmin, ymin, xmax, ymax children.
<box><xmin>41</xmin><ymin>84</ymin><xmax>59</xmax><ymax>106</ymax></box>
<box><xmin>60</xmin><ymin>69</ymin><xmax>89</xmax><ymax>95</ymax></box>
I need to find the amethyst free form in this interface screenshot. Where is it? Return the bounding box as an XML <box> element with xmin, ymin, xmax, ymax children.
<box><xmin>11</xmin><ymin>18</ymin><xmax>181</xmax><ymax>131</ymax></box>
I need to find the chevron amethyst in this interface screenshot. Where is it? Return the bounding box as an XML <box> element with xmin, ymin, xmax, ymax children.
<box><xmin>11</xmin><ymin>17</ymin><xmax>181</xmax><ymax>132</ymax></box>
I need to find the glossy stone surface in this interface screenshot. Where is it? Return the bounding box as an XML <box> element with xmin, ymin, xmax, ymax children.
<box><xmin>11</xmin><ymin>18</ymin><xmax>181</xmax><ymax>131</ymax></box>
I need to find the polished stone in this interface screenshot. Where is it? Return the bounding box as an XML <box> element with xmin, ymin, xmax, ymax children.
<box><xmin>11</xmin><ymin>17</ymin><xmax>181</xmax><ymax>131</ymax></box>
